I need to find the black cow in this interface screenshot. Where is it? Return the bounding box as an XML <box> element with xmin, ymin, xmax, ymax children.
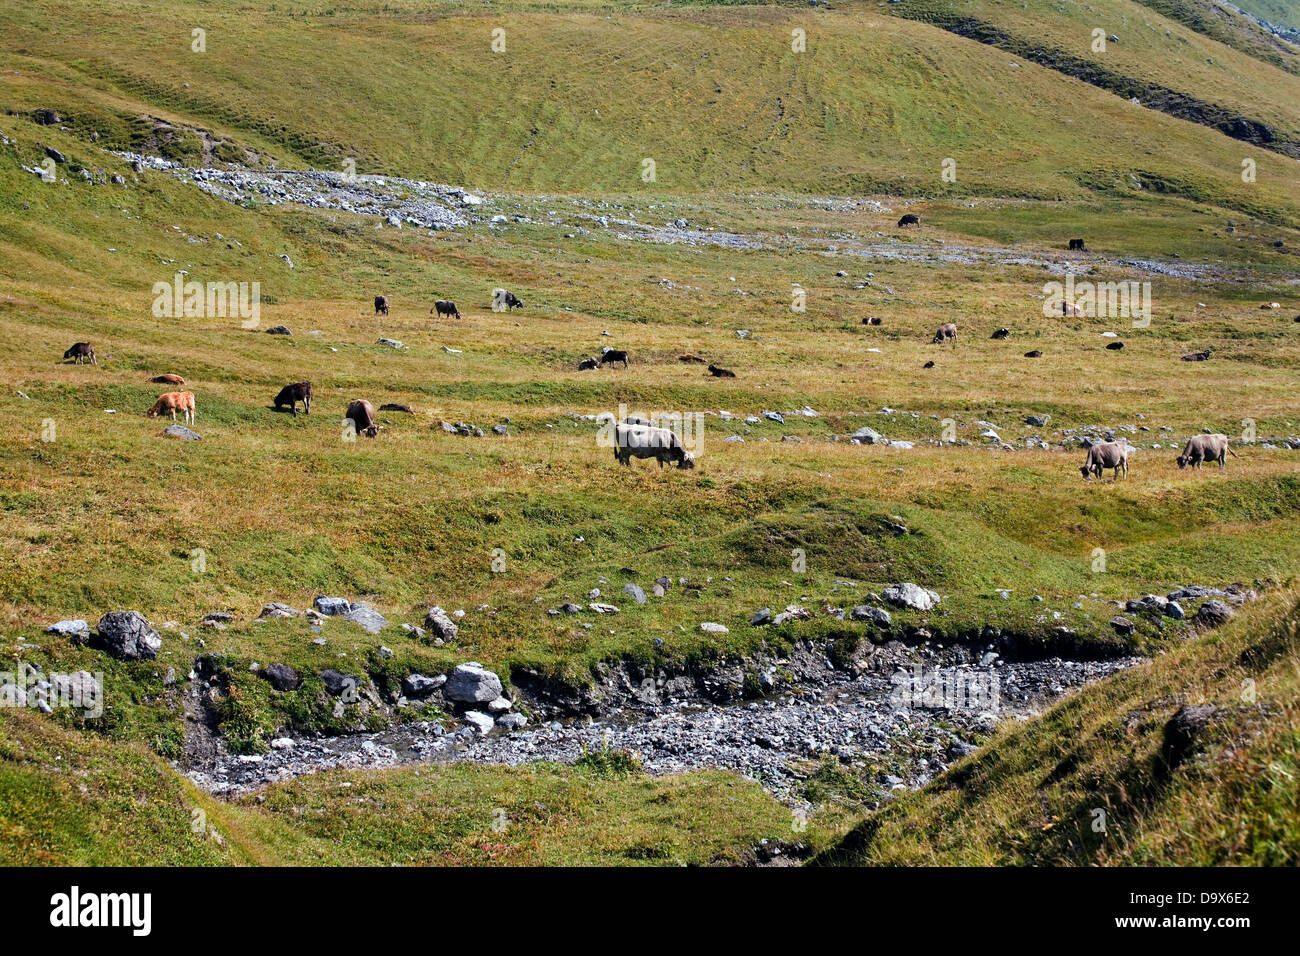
<box><xmin>273</xmin><ymin>381</ymin><xmax>313</xmax><ymax>416</ymax></box>
<box><xmin>432</xmin><ymin>300</ymin><xmax>461</xmax><ymax>320</ymax></box>
<box><xmin>374</xmin><ymin>295</ymin><xmax>388</xmax><ymax>315</ymax></box>
<box><xmin>601</xmin><ymin>349</ymin><xmax>630</xmax><ymax>369</ymax></box>
<box><xmin>898</xmin><ymin>214</ymin><xmax>920</xmax><ymax>227</ymax></box>
<box><xmin>1069</xmin><ymin>238</ymin><xmax>1086</xmax><ymax>251</ymax></box>
<box><xmin>63</xmin><ymin>342</ymin><xmax>95</xmax><ymax>365</ymax></box>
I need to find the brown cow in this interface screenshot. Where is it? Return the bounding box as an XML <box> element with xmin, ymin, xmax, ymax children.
<box><xmin>345</xmin><ymin>399</ymin><xmax>380</xmax><ymax>438</ymax></box>
<box><xmin>1080</xmin><ymin>438</ymin><xmax>1128</xmax><ymax>481</ymax></box>
<box><xmin>273</xmin><ymin>381</ymin><xmax>313</xmax><ymax>416</ymax></box>
<box><xmin>1176</xmin><ymin>433</ymin><xmax>1239</xmax><ymax>470</ymax></box>
<box><xmin>150</xmin><ymin>374</ymin><xmax>185</xmax><ymax>385</ymax></box>
<box><xmin>932</xmin><ymin>323</ymin><xmax>957</xmax><ymax>347</ymax></box>
<box><xmin>148</xmin><ymin>391</ymin><xmax>195</xmax><ymax>425</ymax></box>
<box><xmin>63</xmin><ymin>342</ymin><xmax>95</xmax><ymax>365</ymax></box>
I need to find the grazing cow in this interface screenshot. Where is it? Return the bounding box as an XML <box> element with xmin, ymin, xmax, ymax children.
<box><xmin>1176</xmin><ymin>433</ymin><xmax>1239</xmax><ymax>470</ymax></box>
<box><xmin>148</xmin><ymin>391</ymin><xmax>195</xmax><ymax>425</ymax></box>
<box><xmin>863</xmin><ymin>317</ymin><xmax>883</xmax><ymax>326</ymax></box>
<box><xmin>922</xmin><ymin>360</ymin><xmax>935</xmax><ymax>369</ymax></box>
<box><xmin>1182</xmin><ymin>349</ymin><xmax>1212</xmax><ymax>362</ymax></box>
<box><xmin>932</xmin><ymin>323</ymin><xmax>957</xmax><ymax>347</ymax></box>
<box><xmin>379</xmin><ymin>403</ymin><xmax>414</xmax><ymax>414</ymax></box>
<box><xmin>63</xmin><ymin>342</ymin><xmax>95</xmax><ymax>365</ymax></box>
<box><xmin>345</xmin><ymin>399</ymin><xmax>380</xmax><ymax>438</ymax></box>
<box><xmin>1068</xmin><ymin>238</ymin><xmax>1086</xmax><ymax>251</ymax></box>
<box><xmin>577</xmin><ymin>357</ymin><xmax>599</xmax><ymax>370</ymax></box>
<box><xmin>432</xmin><ymin>300</ymin><xmax>461</xmax><ymax>320</ymax></box>
<box><xmin>150</xmin><ymin>374</ymin><xmax>185</xmax><ymax>385</ymax></box>
<box><xmin>601</xmin><ymin>349</ymin><xmax>630</xmax><ymax>369</ymax></box>
<box><xmin>991</xmin><ymin>328</ymin><xmax>1010</xmax><ymax>339</ymax></box>
<box><xmin>613</xmin><ymin>422</ymin><xmax>695</xmax><ymax>470</ymax></box>
<box><xmin>678</xmin><ymin>353</ymin><xmax>706</xmax><ymax>363</ymax></box>
<box><xmin>1080</xmin><ymin>438</ymin><xmax>1129</xmax><ymax>481</ymax></box>
<box><xmin>273</xmin><ymin>381</ymin><xmax>312</xmax><ymax>416</ymax></box>
<box><xmin>494</xmin><ymin>288</ymin><xmax>524</xmax><ymax>311</ymax></box>
<box><xmin>1025</xmin><ymin>350</ymin><xmax>1043</xmax><ymax>358</ymax></box>
<box><xmin>1106</xmin><ymin>341</ymin><xmax>1125</xmax><ymax>351</ymax></box>
<box><xmin>1053</xmin><ymin>300</ymin><xmax>1082</xmax><ymax>316</ymax></box>
<box><xmin>707</xmin><ymin>364</ymin><xmax>736</xmax><ymax>378</ymax></box>
<box><xmin>374</xmin><ymin>295</ymin><xmax>389</xmax><ymax>315</ymax></box>
<box><xmin>898</xmin><ymin>214</ymin><xmax>920</xmax><ymax>227</ymax></box>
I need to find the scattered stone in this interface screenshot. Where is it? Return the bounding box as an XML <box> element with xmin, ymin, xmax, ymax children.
<box><xmin>623</xmin><ymin>583</ymin><xmax>647</xmax><ymax>605</ymax></box>
<box><xmin>344</xmin><ymin>604</ymin><xmax>388</xmax><ymax>634</ymax></box>
<box><xmin>850</xmin><ymin>605</ymin><xmax>892</xmax><ymax>626</ymax></box>
<box><xmin>882</xmin><ymin>583</ymin><xmax>940</xmax><ymax>611</ymax></box>
<box><xmin>93</xmin><ymin>611</ymin><xmax>161</xmax><ymax>660</ymax></box>
<box><xmin>47</xmin><ymin>619</ymin><xmax>90</xmax><ymax>639</ymax></box>
<box><xmin>1193</xmin><ymin>600</ymin><xmax>1234</xmax><ymax>629</ymax></box>
<box><xmin>262</xmin><ymin>663</ymin><xmax>301</xmax><ymax>691</ymax></box>
<box><xmin>319</xmin><ymin>669</ymin><xmax>359</xmax><ymax>697</ymax></box>
<box><xmin>264</xmin><ymin>325</ymin><xmax>292</xmax><ymax>335</ymax></box>
<box><xmin>462</xmin><ymin>711</ymin><xmax>495</xmax><ymax>735</ymax></box>
<box><xmin>403</xmin><ymin>673</ymin><xmax>446</xmax><ymax>698</ymax></box>
<box><xmin>700</xmin><ymin>622</ymin><xmax>729</xmax><ymax>633</ymax></box>
<box><xmin>1110</xmin><ymin>616</ymin><xmax>1135</xmax><ymax>636</ymax></box>
<box><xmin>445</xmin><ymin>662</ymin><xmax>504</xmax><ymax>704</ymax></box>
<box><xmin>497</xmin><ymin>712</ymin><xmax>528</xmax><ymax>730</ymax></box>
<box><xmin>259</xmin><ymin>603</ymin><xmax>300</xmax><ymax>619</ymax></box>
<box><xmin>164</xmin><ymin>424</ymin><xmax>201</xmax><ymax>440</ymax></box>
<box><xmin>424</xmin><ymin>606</ymin><xmax>459</xmax><ymax>641</ymax></box>
<box><xmin>314</xmin><ymin>596</ymin><xmax>351</xmax><ymax>616</ymax></box>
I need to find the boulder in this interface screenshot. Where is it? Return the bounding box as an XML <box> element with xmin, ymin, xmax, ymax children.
<box><xmin>344</xmin><ymin>604</ymin><xmax>388</xmax><ymax>634</ymax></box>
<box><xmin>319</xmin><ymin>669</ymin><xmax>358</xmax><ymax>697</ymax></box>
<box><xmin>750</xmin><ymin>608</ymin><xmax>772</xmax><ymax>626</ymax></box>
<box><xmin>264</xmin><ymin>325</ymin><xmax>292</xmax><ymax>335</ymax></box>
<box><xmin>262</xmin><ymin>663</ymin><xmax>301</xmax><ymax>691</ymax></box>
<box><xmin>47</xmin><ymin>619</ymin><xmax>90</xmax><ymax>639</ymax></box>
<box><xmin>462</xmin><ymin>711</ymin><xmax>495</xmax><ymax>735</ymax></box>
<box><xmin>497</xmin><ymin>712</ymin><xmax>528</xmax><ymax>730</ymax></box>
<box><xmin>424</xmin><ymin>606</ymin><xmax>459</xmax><ymax>641</ymax></box>
<box><xmin>93</xmin><ymin>611</ymin><xmax>161</xmax><ymax>660</ymax></box>
<box><xmin>444</xmin><ymin>662</ymin><xmax>503</xmax><ymax>704</ymax></box>
<box><xmin>1194</xmin><ymin>600</ymin><xmax>1235</xmax><ymax>629</ymax></box>
<box><xmin>258</xmin><ymin>603</ymin><xmax>300</xmax><ymax>619</ymax></box>
<box><xmin>313</xmin><ymin>596</ymin><xmax>351</xmax><ymax>616</ymax></box>
<box><xmin>851</xmin><ymin>426</ymin><xmax>883</xmax><ymax>444</ymax></box>
<box><xmin>163</xmin><ymin>424</ymin><xmax>201</xmax><ymax>440</ymax></box>
<box><xmin>700</xmin><ymin>622</ymin><xmax>729</xmax><ymax>634</ymax></box>
<box><xmin>1126</xmin><ymin>594</ymin><xmax>1168</xmax><ymax>614</ymax></box>
<box><xmin>850</xmin><ymin>605</ymin><xmax>892</xmax><ymax>626</ymax></box>
<box><xmin>402</xmin><ymin>673</ymin><xmax>446</xmax><ymax>698</ymax></box>
<box><xmin>882</xmin><ymin>583</ymin><xmax>940</xmax><ymax>611</ymax></box>
<box><xmin>1109</xmin><ymin>615</ymin><xmax>1135</xmax><ymax>636</ymax></box>
<box><xmin>623</xmin><ymin>583</ymin><xmax>647</xmax><ymax>605</ymax></box>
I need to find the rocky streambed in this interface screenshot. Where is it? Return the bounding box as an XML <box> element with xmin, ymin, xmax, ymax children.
<box><xmin>184</xmin><ymin>639</ymin><xmax>1138</xmax><ymax>804</ymax></box>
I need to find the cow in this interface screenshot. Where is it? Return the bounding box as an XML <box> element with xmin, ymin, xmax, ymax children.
<box><xmin>374</xmin><ymin>295</ymin><xmax>389</xmax><ymax>315</ymax></box>
<box><xmin>1053</xmin><ymin>300</ymin><xmax>1082</xmax><ymax>316</ymax></box>
<box><xmin>1176</xmin><ymin>433</ymin><xmax>1239</xmax><ymax>470</ymax></box>
<box><xmin>1068</xmin><ymin>238</ymin><xmax>1086</xmax><ymax>251</ymax></box>
<box><xmin>991</xmin><ymin>328</ymin><xmax>1010</xmax><ymax>339</ymax></box>
<box><xmin>577</xmin><ymin>357</ymin><xmax>600</xmax><ymax>370</ymax></box>
<box><xmin>150</xmin><ymin>374</ymin><xmax>185</xmax><ymax>385</ymax></box>
<box><xmin>922</xmin><ymin>360</ymin><xmax>935</xmax><ymax>369</ymax></box>
<box><xmin>345</xmin><ymin>399</ymin><xmax>380</xmax><ymax>438</ymax></box>
<box><xmin>932</xmin><ymin>323</ymin><xmax>957</xmax><ymax>347</ymax></box>
<box><xmin>863</xmin><ymin>317</ymin><xmax>882</xmax><ymax>326</ymax></box>
<box><xmin>678</xmin><ymin>353</ymin><xmax>706</xmax><ymax>363</ymax></box>
<box><xmin>147</xmin><ymin>391</ymin><xmax>195</xmax><ymax>425</ymax></box>
<box><xmin>601</xmin><ymin>349</ymin><xmax>630</xmax><ymax>369</ymax></box>
<box><xmin>378</xmin><ymin>403</ymin><xmax>414</xmax><ymax>414</ymax></box>
<box><xmin>432</xmin><ymin>300</ymin><xmax>461</xmax><ymax>320</ymax></box>
<box><xmin>613</xmin><ymin>422</ymin><xmax>695</xmax><ymax>470</ymax></box>
<box><xmin>898</xmin><ymin>214</ymin><xmax>920</xmax><ymax>227</ymax></box>
<box><xmin>63</xmin><ymin>342</ymin><xmax>95</xmax><ymax>365</ymax></box>
<box><xmin>494</xmin><ymin>288</ymin><xmax>523</xmax><ymax>311</ymax></box>
<box><xmin>1025</xmin><ymin>350</ymin><xmax>1043</xmax><ymax>358</ymax></box>
<box><xmin>1182</xmin><ymin>349</ymin><xmax>1212</xmax><ymax>362</ymax></box>
<box><xmin>707</xmin><ymin>364</ymin><xmax>736</xmax><ymax>378</ymax></box>
<box><xmin>273</xmin><ymin>381</ymin><xmax>312</xmax><ymax>416</ymax></box>
<box><xmin>1105</xmin><ymin>341</ymin><xmax>1124</xmax><ymax>350</ymax></box>
<box><xmin>1080</xmin><ymin>438</ymin><xmax>1128</xmax><ymax>481</ymax></box>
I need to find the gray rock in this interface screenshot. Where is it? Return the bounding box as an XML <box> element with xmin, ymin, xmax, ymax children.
<box><xmin>623</xmin><ymin>583</ymin><xmax>647</xmax><ymax>605</ymax></box>
<box><xmin>163</xmin><ymin>424</ymin><xmax>201</xmax><ymax>440</ymax></box>
<box><xmin>750</xmin><ymin>608</ymin><xmax>772</xmax><ymax>626</ymax></box>
<box><xmin>265</xmin><ymin>325</ymin><xmax>292</xmax><ymax>335</ymax></box>
<box><xmin>497</xmin><ymin>712</ymin><xmax>528</xmax><ymax>730</ymax></box>
<box><xmin>93</xmin><ymin>611</ymin><xmax>161</xmax><ymax>660</ymax></box>
<box><xmin>47</xmin><ymin>619</ymin><xmax>90</xmax><ymax>639</ymax></box>
<box><xmin>402</xmin><ymin>673</ymin><xmax>446</xmax><ymax>697</ymax></box>
<box><xmin>700</xmin><ymin>622</ymin><xmax>729</xmax><ymax>633</ymax></box>
<box><xmin>1194</xmin><ymin>600</ymin><xmax>1235</xmax><ymax>629</ymax></box>
<box><xmin>344</xmin><ymin>604</ymin><xmax>388</xmax><ymax>634</ymax></box>
<box><xmin>262</xmin><ymin>663</ymin><xmax>301</xmax><ymax>691</ymax></box>
<box><xmin>319</xmin><ymin>669</ymin><xmax>359</xmax><ymax>697</ymax></box>
<box><xmin>1126</xmin><ymin>594</ymin><xmax>1168</xmax><ymax>614</ymax></box>
<box><xmin>1168</xmin><ymin>585</ymin><xmax>1225</xmax><ymax>601</ymax></box>
<box><xmin>1164</xmin><ymin>601</ymin><xmax>1185</xmax><ymax>621</ymax></box>
<box><xmin>882</xmin><ymin>583</ymin><xmax>940</xmax><ymax>611</ymax></box>
<box><xmin>314</xmin><ymin>596</ymin><xmax>351</xmax><ymax>616</ymax></box>
<box><xmin>258</xmin><ymin>603</ymin><xmax>300</xmax><ymax>619</ymax></box>
<box><xmin>462</xmin><ymin>711</ymin><xmax>495</xmax><ymax>735</ymax></box>
<box><xmin>1110</xmin><ymin>616</ymin><xmax>1135</xmax><ymax>635</ymax></box>
<box><xmin>487</xmin><ymin>696</ymin><xmax>513</xmax><ymax>714</ymax></box>
<box><xmin>377</xmin><ymin>337</ymin><xmax>404</xmax><ymax>349</ymax></box>
<box><xmin>851</xmin><ymin>426</ymin><xmax>883</xmax><ymax>444</ymax></box>
<box><xmin>445</xmin><ymin>662</ymin><xmax>504</xmax><ymax>703</ymax></box>
<box><xmin>1025</xmin><ymin>415</ymin><xmax>1050</xmax><ymax>427</ymax></box>
<box><xmin>424</xmin><ymin>606</ymin><xmax>459</xmax><ymax>641</ymax></box>
<box><xmin>850</xmin><ymin>605</ymin><xmax>892</xmax><ymax>626</ymax></box>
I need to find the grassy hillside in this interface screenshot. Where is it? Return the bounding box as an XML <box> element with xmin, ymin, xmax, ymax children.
<box><xmin>817</xmin><ymin>587</ymin><xmax>1300</xmax><ymax>865</ymax></box>
<box><xmin>1</xmin><ymin>0</ymin><xmax>1299</xmax><ymax>867</ymax></box>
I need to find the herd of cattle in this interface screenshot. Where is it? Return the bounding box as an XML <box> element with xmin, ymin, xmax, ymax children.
<box><xmin>56</xmin><ymin>292</ymin><xmax>1247</xmax><ymax>479</ymax></box>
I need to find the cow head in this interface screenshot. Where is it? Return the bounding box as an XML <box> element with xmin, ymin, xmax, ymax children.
<box><xmin>1080</xmin><ymin>464</ymin><xmax>1093</xmax><ymax>480</ymax></box>
<box><xmin>677</xmin><ymin>452</ymin><xmax>696</xmax><ymax>470</ymax></box>
<box><xmin>1175</xmin><ymin>454</ymin><xmax>1187</xmax><ymax>469</ymax></box>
